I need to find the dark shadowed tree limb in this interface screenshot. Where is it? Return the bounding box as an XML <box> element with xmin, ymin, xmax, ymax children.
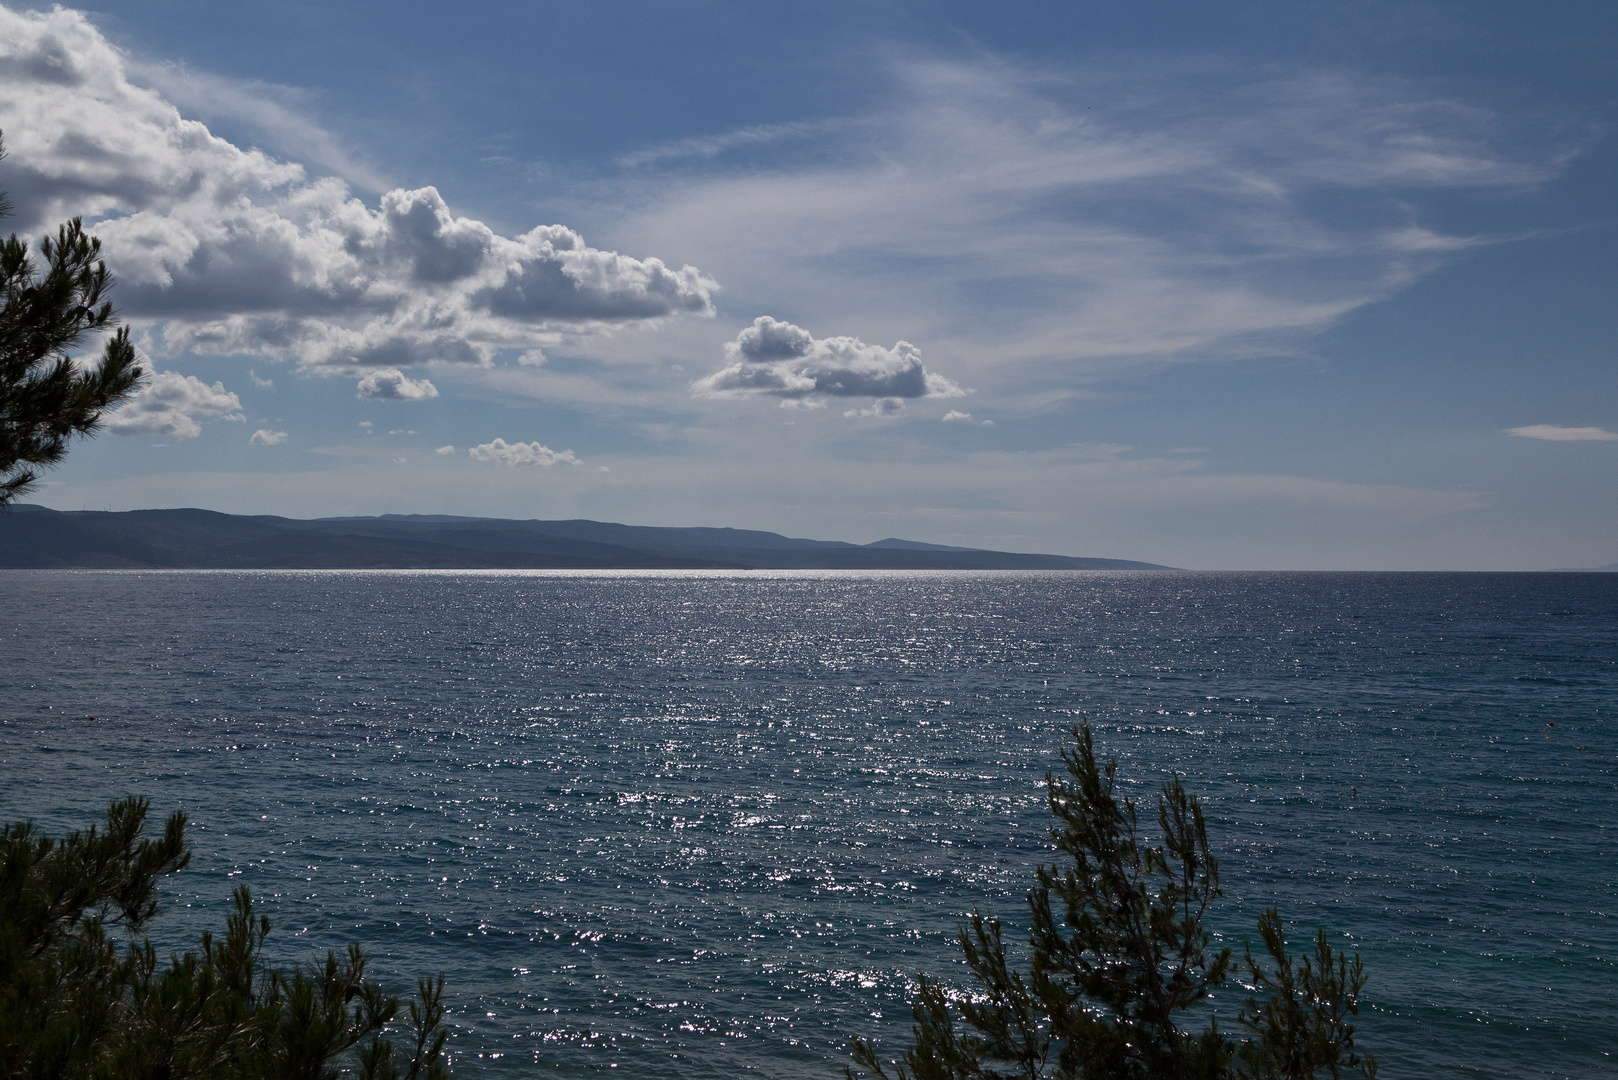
<box><xmin>0</xmin><ymin>131</ymin><xmax>145</xmax><ymax>504</ymax></box>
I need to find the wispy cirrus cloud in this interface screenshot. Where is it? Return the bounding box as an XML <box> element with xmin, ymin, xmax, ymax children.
<box><xmin>1507</xmin><ymin>424</ymin><xmax>1618</xmax><ymax>441</ymax></box>
<box><xmin>125</xmin><ymin>61</ymin><xmax>392</xmax><ymax>194</ymax></box>
<box><xmin>615</xmin><ymin>57</ymin><xmax>1575</xmax><ymax>407</ymax></box>
<box><xmin>616</xmin><ymin>117</ymin><xmax>859</xmax><ymax>169</ymax></box>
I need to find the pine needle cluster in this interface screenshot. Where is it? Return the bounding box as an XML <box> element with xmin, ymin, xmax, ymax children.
<box><xmin>0</xmin><ymin>798</ymin><xmax>451</xmax><ymax>1080</ymax></box>
<box><xmin>850</xmin><ymin>724</ymin><xmax>1375</xmax><ymax>1080</ymax></box>
<box><xmin>0</xmin><ymin>132</ymin><xmax>145</xmax><ymax>504</ymax></box>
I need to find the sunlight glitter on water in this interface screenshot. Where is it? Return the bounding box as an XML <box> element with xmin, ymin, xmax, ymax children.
<box><xmin>3</xmin><ymin>570</ymin><xmax>1615</xmax><ymax>1077</ymax></box>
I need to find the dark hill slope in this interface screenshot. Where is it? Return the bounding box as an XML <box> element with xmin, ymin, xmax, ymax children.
<box><xmin>0</xmin><ymin>506</ymin><xmax>1174</xmax><ymax>571</ymax></box>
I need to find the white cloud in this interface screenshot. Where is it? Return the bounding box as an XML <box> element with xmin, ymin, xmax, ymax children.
<box><xmin>434</xmin><ymin>445</ymin><xmax>456</xmax><ymax>455</ymax></box>
<box><xmin>844</xmin><ymin>398</ymin><xmax>906</xmax><ymax>419</ymax></box>
<box><xmin>616</xmin><ymin>117</ymin><xmax>857</xmax><ymax>168</ymax></box>
<box><xmin>356</xmin><ymin>368</ymin><xmax>438</xmax><ymax>400</ymax></box>
<box><xmin>125</xmin><ymin>61</ymin><xmax>390</xmax><ymax>195</ymax></box>
<box><xmin>1380</xmin><ymin>226</ymin><xmax>1486</xmax><ymax>253</ymax></box>
<box><xmin>248</xmin><ymin>369</ymin><xmax>274</xmax><ymax>389</ymax></box>
<box><xmin>0</xmin><ymin>5</ymin><xmax>716</xmax><ymax>376</ymax></box>
<box><xmin>620</xmin><ymin>58</ymin><xmax>1571</xmax><ymax>402</ymax></box>
<box><xmin>695</xmin><ymin>316</ymin><xmax>964</xmax><ymax>402</ymax></box>
<box><xmin>250</xmin><ymin>428</ymin><xmax>287</xmax><ymax>445</ymax></box>
<box><xmin>1507</xmin><ymin>425</ymin><xmax>1618</xmax><ymax>442</ymax></box>
<box><xmin>941</xmin><ymin>410</ymin><xmax>973</xmax><ymax>422</ymax></box>
<box><xmin>104</xmin><ymin>369</ymin><xmax>243</xmax><ymax>438</ymax></box>
<box><xmin>468</xmin><ymin>438</ymin><xmax>581</xmax><ymax>467</ymax></box>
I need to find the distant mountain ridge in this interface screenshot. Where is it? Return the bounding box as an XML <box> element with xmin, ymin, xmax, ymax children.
<box><xmin>0</xmin><ymin>506</ymin><xmax>1174</xmax><ymax>571</ymax></box>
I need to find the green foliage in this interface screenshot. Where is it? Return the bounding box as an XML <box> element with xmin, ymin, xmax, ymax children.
<box><xmin>1235</xmin><ymin>911</ymin><xmax>1374</xmax><ymax>1080</ymax></box>
<box><xmin>0</xmin><ymin>797</ymin><xmax>451</xmax><ymax>1080</ymax></box>
<box><xmin>849</xmin><ymin>724</ymin><xmax>1375</xmax><ymax>1080</ymax></box>
<box><xmin>0</xmin><ymin>131</ymin><xmax>145</xmax><ymax>505</ymax></box>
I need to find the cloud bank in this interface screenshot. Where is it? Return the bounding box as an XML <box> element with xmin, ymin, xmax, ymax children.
<box><xmin>0</xmin><ymin>5</ymin><xmax>716</xmax><ymax>376</ymax></box>
<box><xmin>695</xmin><ymin>316</ymin><xmax>963</xmax><ymax>403</ymax></box>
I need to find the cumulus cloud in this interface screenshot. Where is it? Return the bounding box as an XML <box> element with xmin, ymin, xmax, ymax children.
<box><xmin>0</xmin><ymin>5</ymin><xmax>716</xmax><ymax>375</ymax></box>
<box><xmin>434</xmin><ymin>445</ymin><xmax>456</xmax><ymax>455</ymax></box>
<box><xmin>1507</xmin><ymin>425</ymin><xmax>1618</xmax><ymax>442</ymax></box>
<box><xmin>249</xmin><ymin>428</ymin><xmax>287</xmax><ymax>445</ymax></box>
<box><xmin>103</xmin><ymin>370</ymin><xmax>243</xmax><ymax>438</ymax></box>
<box><xmin>941</xmin><ymin>410</ymin><xmax>973</xmax><ymax>422</ymax></box>
<box><xmin>468</xmin><ymin>438</ymin><xmax>580</xmax><ymax>467</ymax></box>
<box><xmin>695</xmin><ymin>316</ymin><xmax>965</xmax><ymax>403</ymax></box>
<box><xmin>355</xmin><ymin>368</ymin><xmax>438</xmax><ymax>400</ymax></box>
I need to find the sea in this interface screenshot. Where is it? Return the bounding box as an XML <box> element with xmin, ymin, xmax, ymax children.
<box><xmin>1</xmin><ymin>570</ymin><xmax>1614</xmax><ymax>1078</ymax></box>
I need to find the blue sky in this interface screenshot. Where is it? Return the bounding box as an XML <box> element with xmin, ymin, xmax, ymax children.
<box><xmin>1</xmin><ymin>0</ymin><xmax>1614</xmax><ymax>568</ymax></box>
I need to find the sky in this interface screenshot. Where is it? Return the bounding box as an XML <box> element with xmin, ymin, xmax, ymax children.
<box><xmin>1</xmin><ymin>0</ymin><xmax>1614</xmax><ymax>569</ymax></box>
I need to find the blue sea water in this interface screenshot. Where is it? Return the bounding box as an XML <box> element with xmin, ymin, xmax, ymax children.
<box><xmin>1</xmin><ymin>569</ymin><xmax>1614</xmax><ymax>1078</ymax></box>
